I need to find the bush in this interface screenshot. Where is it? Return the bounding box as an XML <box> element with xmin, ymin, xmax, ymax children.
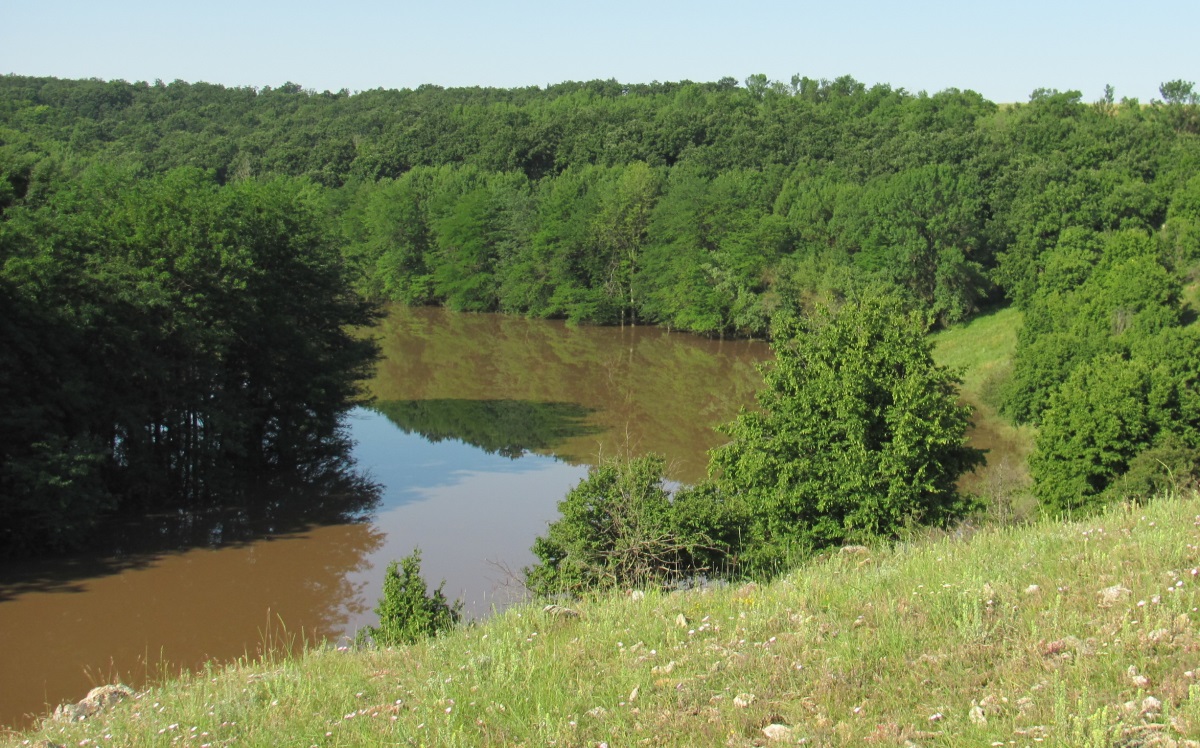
<box><xmin>710</xmin><ymin>296</ymin><xmax>984</xmax><ymax>569</ymax></box>
<box><xmin>364</xmin><ymin>549</ymin><xmax>462</xmax><ymax>646</ymax></box>
<box><xmin>525</xmin><ymin>455</ymin><xmax>739</xmax><ymax>596</ymax></box>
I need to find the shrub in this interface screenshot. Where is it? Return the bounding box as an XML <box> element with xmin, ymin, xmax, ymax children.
<box><xmin>525</xmin><ymin>455</ymin><xmax>739</xmax><ymax>596</ymax></box>
<box><xmin>364</xmin><ymin>549</ymin><xmax>462</xmax><ymax>646</ymax></box>
<box><xmin>710</xmin><ymin>296</ymin><xmax>985</xmax><ymax>570</ymax></box>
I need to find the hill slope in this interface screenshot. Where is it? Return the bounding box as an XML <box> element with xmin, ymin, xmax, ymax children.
<box><xmin>9</xmin><ymin>489</ymin><xmax>1200</xmax><ymax>747</ymax></box>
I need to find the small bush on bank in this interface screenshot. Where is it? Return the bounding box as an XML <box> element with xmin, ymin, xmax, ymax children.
<box><xmin>363</xmin><ymin>549</ymin><xmax>462</xmax><ymax>646</ymax></box>
<box><xmin>525</xmin><ymin>454</ymin><xmax>740</xmax><ymax>596</ymax></box>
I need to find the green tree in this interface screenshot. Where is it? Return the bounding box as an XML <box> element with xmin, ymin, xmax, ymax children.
<box><xmin>1030</xmin><ymin>355</ymin><xmax>1153</xmax><ymax>514</ymax></box>
<box><xmin>365</xmin><ymin>549</ymin><xmax>462</xmax><ymax>646</ymax></box>
<box><xmin>710</xmin><ymin>296</ymin><xmax>984</xmax><ymax>569</ymax></box>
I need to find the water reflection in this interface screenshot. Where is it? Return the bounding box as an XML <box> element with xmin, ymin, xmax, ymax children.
<box><xmin>0</xmin><ymin>307</ymin><xmax>773</xmax><ymax>728</ymax></box>
<box><xmin>368</xmin><ymin>306</ymin><xmax>770</xmax><ymax>483</ymax></box>
<box><xmin>0</xmin><ymin>444</ymin><xmax>384</xmax><ymax>726</ymax></box>
<box><xmin>373</xmin><ymin>399</ymin><xmax>599</xmax><ymax>459</ymax></box>
<box><xmin>0</xmin><ymin>520</ymin><xmax>384</xmax><ymax>728</ymax></box>
<box><xmin>342</xmin><ymin>410</ymin><xmax>589</xmax><ymax>621</ymax></box>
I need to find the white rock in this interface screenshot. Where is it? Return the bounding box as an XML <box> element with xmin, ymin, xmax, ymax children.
<box><xmin>1142</xmin><ymin>695</ymin><xmax>1163</xmax><ymax>716</ymax></box>
<box><xmin>1098</xmin><ymin>585</ymin><xmax>1132</xmax><ymax>607</ymax></box>
<box><xmin>733</xmin><ymin>693</ymin><xmax>756</xmax><ymax>708</ymax></box>
<box><xmin>762</xmin><ymin>724</ymin><xmax>793</xmax><ymax>741</ymax></box>
<box><xmin>969</xmin><ymin>704</ymin><xmax>987</xmax><ymax>725</ymax></box>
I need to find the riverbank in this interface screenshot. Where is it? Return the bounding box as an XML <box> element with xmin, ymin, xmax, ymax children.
<box><xmin>7</xmin><ymin>488</ymin><xmax>1200</xmax><ymax>746</ymax></box>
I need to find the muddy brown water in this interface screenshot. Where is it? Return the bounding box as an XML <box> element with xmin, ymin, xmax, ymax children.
<box><xmin>0</xmin><ymin>306</ymin><xmax>771</xmax><ymax>728</ymax></box>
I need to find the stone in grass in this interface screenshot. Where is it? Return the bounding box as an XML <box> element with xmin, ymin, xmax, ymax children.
<box><xmin>52</xmin><ymin>684</ymin><xmax>135</xmax><ymax>722</ymax></box>
<box><xmin>542</xmin><ymin>604</ymin><xmax>580</xmax><ymax>618</ymax></box>
<box><xmin>733</xmin><ymin>693</ymin><xmax>756</xmax><ymax>708</ymax></box>
<box><xmin>1129</xmin><ymin>665</ymin><xmax>1151</xmax><ymax>689</ymax></box>
<box><xmin>1141</xmin><ymin>696</ymin><xmax>1163</xmax><ymax>718</ymax></box>
<box><xmin>969</xmin><ymin>704</ymin><xmax>987</xmax><ymax>725</ymax></box>
<box><xmin>675</xmin><ymin>613</ymin><xmax>689</xmax><ymax>627</ymax></box>
<box><xmin>1098</xmin><ymin>585</ymin><xmax>1132</xmax><ymax>607</ymax></box>
<box><xmin>762</xmin><ymin>723</ymin><xmax>794</xmax><ymax>741</ymax></box>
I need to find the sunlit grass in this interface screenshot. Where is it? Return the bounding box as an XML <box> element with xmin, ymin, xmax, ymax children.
<box><xmin>9</xmin><ymin>490</ymin><xmax>1200</xmax><ymax>747</ymax></box>
<box><xmin>932</xmin><ymin>306</ymin><xmax>1037</xmax><ymax>520</ymax></box>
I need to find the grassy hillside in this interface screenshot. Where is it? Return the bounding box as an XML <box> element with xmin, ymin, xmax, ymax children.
<box><xmin>8</xmin><ymin>488</ymin><xmax>1200</xmax><ymax>747</ymax></box>
<box><xmin>931</xmin><ymin>306</ymin><xmax>1037</xmax><ymax>521</ymax></box>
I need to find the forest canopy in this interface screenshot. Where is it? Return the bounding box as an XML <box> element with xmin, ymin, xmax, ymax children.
<box><xmin>1</xmin><ymin>72</ymin><xmax>1198</xmax><ymax>554</ymax></box>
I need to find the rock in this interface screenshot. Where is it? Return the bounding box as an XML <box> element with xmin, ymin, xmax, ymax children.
<box><xmin>629</xmin><ymin>686</ymin><xmax>639</xmax><ymax>702</ymax></box>
<box><xmin>543</xmin><ymin>604</ymin><xmax>580</xmax><ymax>618</ymax></box>
<box><xmin>978</xmin><ymin>694</ymin><xmax>1001</xmax><ymax>714</ymax></box>
<box><xmin>675</xmin><ymin>613</ymin><xmax>689</xmax><ymax>627</ymax></box>
<box><xmin>928</xmin><ymin>712</ymin><xmax>945</xmax><ymax>722</ymax></box>
<box><xmin>969</xmin><ymin>704</ymin><xmax>987</xmax><ymax>725</ymax></box>
<box><xmin>1098</xmin><ymin>585</ymin><xmax>1132</xmax><ymax>607</ymax></box>
<box><xmin>840</xmin><ymin>545</ymin><xmax>869</xmax><ymax>555</ymax></box>
<box><xmin>52</xmin><ymin>683</ymin><xmax>135</xmax><ymax>722</ymax></box>
<box><xmin>1142</xmin><ymin>696</ymin><xmax>1163</xmax><ymax>717</ymax></box>
<box><xmin>629</xmin><ymin>590</ymin><xmax>646</xmax><ymax>601</ymax></box>
<box><xmin>1025</xmin><ymin>584</ymin><xmax>1040</xmax><ymax>594</ymax></box>
<box><xmin>651</xmin><ymin>660</ymin><xmax>676</xmax><ymax>675</ymax></box>
<box><xmin>733</xmin><ymin>693</ymin><xmax>756</xmax><ymax>708</ymax></box>
<box><xmin>762</xmin><ymin>723</ymin><xmax>794</xmax><ymax>741</ymax></box>
<box><xmin>1147</xmin><ymin>628</ymin><xmax>1171</xmax><ymax>643</ymax></box>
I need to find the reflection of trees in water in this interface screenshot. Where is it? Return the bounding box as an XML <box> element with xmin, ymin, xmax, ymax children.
<box><xmin>368</xmin><ymin>306</ymin><xmax>771</xmax><ymax>481</ymax></box>
<box><xmin>0</xmin><ymin>453</ymin><xmax>383</xmax><ymax>603</ymax></box>
<box><xmin>371</xmin><ymin>399</ymin><xmax>599</xmax><ymax>458</ymax></box>
<box><xmin>0</xmin><ymin>477</ymin><xmax>385</xmax><ymax>730</ymax></box>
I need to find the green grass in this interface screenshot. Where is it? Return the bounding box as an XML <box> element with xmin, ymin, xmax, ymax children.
<box><xmin>932</xmin><ymin>306</ymin><xmax>1038</xmax><ymax>520</ymax></box>
<box><xmin>1184</xmin><ymin>282</ymin><xmax>1200</xmax><ymax>325</ymax></box>
<box><xmin>931</xmin><ymin>305</ymin><xmax>1021</xmax><ymax>399</ymax></box>
<box><xmin>9</xmin><ymin>490</ymin><xmax>1200</xmax><ymax>747</ymax></box>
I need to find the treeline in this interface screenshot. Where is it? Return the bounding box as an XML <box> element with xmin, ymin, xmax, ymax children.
<box><xmin>1</xmin><ymin>73</ymin><xmax>1199</xmax><ymax>553</ymax></box>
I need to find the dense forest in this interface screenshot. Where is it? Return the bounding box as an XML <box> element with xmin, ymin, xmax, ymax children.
<box><xmin>1</xmin><ymin>73</ymin><xmax>1198</xmax><ymax>561</ymax></box>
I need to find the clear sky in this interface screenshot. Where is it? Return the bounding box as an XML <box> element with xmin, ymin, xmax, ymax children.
<box><xmin>1</xmin><ymin>0</ymin><xmax>1195</xmax><ymax>104</ymax></box>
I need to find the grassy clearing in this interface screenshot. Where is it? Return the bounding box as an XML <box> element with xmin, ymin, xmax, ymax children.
<box><xmin>1184</xmin><ymin>282</ymin><xmax>1200</xmax><ymax>324</ymax></box>
<box><xmin>931</xmin><ymin>306</ymin><xmax>1037</xmax><ymax>520</ymax></box>
<box><xmin>8</xmin><ymin>490</ymin><xmax>1200</xmax><ymax>747</ymax></box>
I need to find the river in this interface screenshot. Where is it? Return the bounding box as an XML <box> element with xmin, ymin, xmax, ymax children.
<box><xmin>0</xmin><ymin>306</ymin><xmax>771</xmax><ymax>727</ymax></box>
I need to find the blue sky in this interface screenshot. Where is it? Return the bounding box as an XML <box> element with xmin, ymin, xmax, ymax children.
<box><xmin>2</xmin><ymin>0</ymin><xmax>1195</xmax><ymax>104</ymax></box>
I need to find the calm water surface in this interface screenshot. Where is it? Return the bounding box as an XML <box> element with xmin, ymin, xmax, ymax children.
<box><xmin>0</xmin><ymin>306</ymin><xmax>771</xmax><ymax>727</ymax></box>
